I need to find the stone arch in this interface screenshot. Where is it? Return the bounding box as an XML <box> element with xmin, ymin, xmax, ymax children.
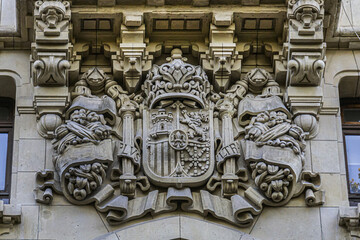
<box><xmin>335</xmin><ymin>70</ymin><xmax>360</xmax><ymax>98</ymax></box>
<box><xmin>93</xmin><ymin>215</ymin><xmax>257</xmax><ymax>240</ymax></box>
<box><xmin>0</xmin><ymin>75</ymin><xmax>17</xmax><ymax>100</ymax></box>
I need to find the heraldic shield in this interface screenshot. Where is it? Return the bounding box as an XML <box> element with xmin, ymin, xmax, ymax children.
<box><xmin>142</xmin><ymin>49</ymin><xmax>215</xmax><ymax>187</ymax></box>
<box><xmin>34</xmin><ymin>48</ymin><xmax>325</xmax><ymax>228</ymax></box>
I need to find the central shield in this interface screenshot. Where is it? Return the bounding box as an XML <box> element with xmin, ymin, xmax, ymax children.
<box><xmin>142</xmin><ymin>54</ymin><xmax>215</xmax><ymax>187</ymax></box>
<box><xmin>143</xmin><ymin>103</ymin><xmax>215</xmax><ymax>187</ymax></box>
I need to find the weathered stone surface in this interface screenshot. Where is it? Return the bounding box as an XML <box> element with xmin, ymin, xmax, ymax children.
<box><xmin>0</xmin><ymin>206</ymin><xmax>37</xmax><ymax>240</ymax></box>
<box><xmin>250</xmin><ymin>207</ymin><xmax>322</xmax><ymax>240</ymax></box>
<box><xmin>314</xmin><ymin>115</ymin><xmax>338</xmax><ymax>141</ymax></box>
<box><xmin>180</xmin><ymin>216</ymin><xmax>254</xmax><ymax>240</ymax></box>
<box><xmin>17</xmin><ymin>114</ymin><xmax>42</xmax><ymax>139</ymax></box>
<box><xmin>115</xmin><ymin>216</ymin><xmax>180</xmax><ymax>240</ymax></box>
<box><xmin>2</xmin><ymin>1</ymin><xmax>352</xmax><ymax>239</ymax></box>
<box><xmin>311</xmin><ymin>141</ymin><xmax>340</xmax><ymax>173</ymax></box>
<box><xmin>14</xmin><ymin>172</ymin><xmax>37</xmax><ymax>205</ymax></box>
<box><xmin>321</xmin><ymin>207</ymin><xmax>348</xmax><ymax>240</ymax></box>
<box><xmin>38</xmin><ymin>205</ymin><xmax>108</xmax><ymax>240</ymax></box>
<box><xmin>18</xmin><ymin>139</ymin><xmax>45</xmax><ymax>171</ymax></box>
<box><xmin>321</xmin><ymin>174</ymin><xmax>346</xmax><ymax>207</ymax></box>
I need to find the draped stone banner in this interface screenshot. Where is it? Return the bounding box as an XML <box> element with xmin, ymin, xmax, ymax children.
<box><xmin>89</xmin><ymin>186</ymin><xmax>264</xmax><ymax>227</ymax></box>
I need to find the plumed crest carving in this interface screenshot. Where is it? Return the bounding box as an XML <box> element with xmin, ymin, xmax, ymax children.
<box><xmin>144</xmin><ymin>49</ymin><xmax>211</xmax><ymax>108</ymax></box>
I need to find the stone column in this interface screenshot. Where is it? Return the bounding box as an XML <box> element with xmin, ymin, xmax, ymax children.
<box><xmin>219</xmin><ymin>105</ymin><xmax>238</xmax><ymax>197</ymax></box>
<box><xmin>119</xmin><ymin>105</ymin><xmax>137</xmax><ymax>198</ymax></box>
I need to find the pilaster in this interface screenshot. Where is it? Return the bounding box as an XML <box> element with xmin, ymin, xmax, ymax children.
<box><xmin>284</xmin><ymin>0</ymin><xmax>326</xmax><ymax>139</ymax></box>
<box><xmin>32</xmin><ymin>0</ymin><xmax>72</xmax><ymax>138</ymax></box>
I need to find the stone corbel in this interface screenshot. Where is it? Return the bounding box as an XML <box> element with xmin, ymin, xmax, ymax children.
<box><xmin>288</xmin><ymin>0</ymin><xmax>324</xmax><ymax>43</ymax></box>
<box><xmin>288</xmin><ymin>52</ymin><xmax>325</xmax><ymax>86</ymax></box>
<box><xmin>34</xmin><ymin>0</ymin><xmax>71</xmax><ymax>43</ymax></box>
<box><xmin>201</xmin><ymin>13</ymin><xmax>241</xmax><ymax>92</ymax></box>
<box><xmin>33</xmin><ymin>53</ymin><xmax>70</xmax><ymax>86</ymax></box>
<box><xmin>285</xmin><ymin>86</ymin><xmax>322</xmax><ymax>139</ymax></box>
<box><xmin>339</xmin><ymin>204</ymin><xmax>360</xmax><ymax>238</ymax></box>
<box><xmin>34</xmin><ymin>86</ymin><xmax>70</xmax><ymax>139</ymax></box>
<box><xmin>112</xmin><ymin>15</ymin><xmax>153</xmax><ymax>93</ymax></box>
<box><xmin>68</xmin><ymin>43</ymin><xmax>90</xmax><ymax>85</ymax></box>
<box><xmin>0</xmin><ymin>200</ymin><xmax>21</xmax><ymax>236</ymax></box>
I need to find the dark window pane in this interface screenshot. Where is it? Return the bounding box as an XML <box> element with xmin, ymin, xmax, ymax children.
<box><xmin>345</xmin><ymin>135</ymin><xmax>360</xmax><ymax>193</ymax></box>
<box><xmin>344</xmin><ymin>109</ymin><xmax>360</xmax><ymax>123</ymax></box>
<box><xmin>0</xmin><ymin>133</ymin><xmax>8</xmax><ymax>191</ymax></box>
<box><xmin>0</xmin><ymin>107</ymin><xmax>10</xmax><ymax>122</ymax></box>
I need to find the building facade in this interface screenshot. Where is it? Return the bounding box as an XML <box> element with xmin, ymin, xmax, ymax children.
<box><xmin>0</xmin><ymin>0</ymin><xmax>360</xmax><ymax>239</ymax></box>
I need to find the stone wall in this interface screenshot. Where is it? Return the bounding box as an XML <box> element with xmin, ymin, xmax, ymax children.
<box><xmin>0</xmin><ymin>1</ymin><xmax>358</xmax><ymax>239</ymax></box>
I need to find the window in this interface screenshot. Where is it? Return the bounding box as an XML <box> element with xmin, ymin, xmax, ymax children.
<box><xmin>0</xmin><ymin>98</ymin><xmax>14</xmax><ymax>203</ymax></box>
<box><xmin>0</xmin><ymin>0</ymin><xmax>17</xmax><ymax>33</ymax></box>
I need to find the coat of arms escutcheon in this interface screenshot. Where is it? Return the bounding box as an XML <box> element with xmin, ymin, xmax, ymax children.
<box><xmin>142</xmin><ymin>104</ymin><xmax>215</xmax><ymax>187</ymax></box>
<box><xmin>34</xmin><ymin>48</ymin><xmax>325</xmax><ymax>228</ymax></box>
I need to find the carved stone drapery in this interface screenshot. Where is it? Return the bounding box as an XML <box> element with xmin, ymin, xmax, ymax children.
<box><xmin>34</xmin><ymin>50</ymin><xmax>324</xmax><ymax>228</ymax></box>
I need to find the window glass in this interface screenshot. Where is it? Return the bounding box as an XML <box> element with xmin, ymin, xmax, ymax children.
<box><xmin>0</xmin><ymin>133</ymin><xmax>8</xmax><ymax>191</ymax></box>
<box><xmin>345</xmin><ymin>135</ymin><xmax>360</xmax><ymax>193</ymax></box>
<box><xmin>343</xmin><ymin>109</ymin><xmax>360</xmax><ymax>123</ymax></box>
<box><xmin>0</xmin><ymin>106</ymin><xmax>10</xmax><ymax>122</ymax></box>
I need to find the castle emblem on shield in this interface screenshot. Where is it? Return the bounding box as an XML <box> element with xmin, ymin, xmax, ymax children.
<box><xmin>142</xmin><ymin>49</ymin><xmax>215</xmax><ymax>187</ymax></box>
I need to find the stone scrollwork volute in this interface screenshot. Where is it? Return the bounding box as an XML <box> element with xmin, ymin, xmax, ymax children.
<box><xmin>34</xmin><ymin>49</ymin><xmax>324</xmax><ymax>228</ymax></box>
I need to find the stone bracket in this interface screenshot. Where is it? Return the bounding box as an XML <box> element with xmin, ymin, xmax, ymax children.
<box><xmin>201</xmin><ymin>17</ymin><xmax>242</xmax><ymax>92</ymax></box>
<box><xmin>285</xmin><ymin>86</ymin><xmax>323</xmax><ymax>117</ymax></box>
<box><xmin>33</xmin><ymin>86</ymin><xmax>70</xmax><ymax>138</ymax></box>
<box><xmin>112</xmin><ymin>17</ymin><xmax>153</xmax><ymax>93</ymax></box>
<box><xmin>287</xmin><ymin>0</ymin><xmax>324</xmax><ymax>43</ymax></box>
<box><xmin>288</xmin><ymin>52</ymin><xmax>325</xmax><ymax>86</ymax></box>
<box><xmin>339</xmin><ymin>204</ymin><xmax>360</xmax><ymax>238</ymax></box>
<box><xmin>33</xmin><ymin>53</ymin><xmax>70</xmax><ymax>86</ymax></box>
<box><xmin>0</xmin><ymin>201</ymin><xmax>21</xmax><ymax>236</ymax></box>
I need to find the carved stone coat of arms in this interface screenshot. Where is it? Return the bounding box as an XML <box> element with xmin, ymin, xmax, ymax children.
<box><xmin>34</xmin><ymin>49</ymin><xmax>325</xmax><ymax>227</ymax></box>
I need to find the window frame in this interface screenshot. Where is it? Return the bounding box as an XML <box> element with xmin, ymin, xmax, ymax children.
<box><xmin>0</xmin><ymin>97</ymin><xmax>14</xmax><ymax>203</ymax></box>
